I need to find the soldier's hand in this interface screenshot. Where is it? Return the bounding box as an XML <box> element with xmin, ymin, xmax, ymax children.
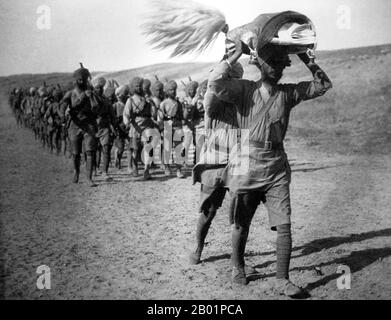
<box><xmin>146</xmin><ymin>97</ymin><xmax>153</xmax><ymax>104</ymax></box>
<box><xmin>85</xmin><ymin>90</ymin><xmax>92</xmax><ymax>98</ymax></box>
<box><xmin>298</xmin><ymin>49</ymin><xmax>316</xmax><ymax>65</ymax></box>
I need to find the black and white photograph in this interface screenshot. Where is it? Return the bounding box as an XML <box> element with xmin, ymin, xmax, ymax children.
<box><xmin>0</xmin><ymin>0</ymin><xmax>390</xmax><ymax>304</ymax></box>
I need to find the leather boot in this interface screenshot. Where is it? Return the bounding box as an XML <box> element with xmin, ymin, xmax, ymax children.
<box><xmin>274</xmin><ymin>278</ymin><xmax>305</xmax><ymax>298</ymax></box>
<box><xmin>189</xmin><ymin>244</ymin><xmax>204</xmax><ymax>265</ymax></box>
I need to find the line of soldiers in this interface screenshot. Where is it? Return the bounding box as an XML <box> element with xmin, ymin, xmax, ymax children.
<box><xmin>9</xmin><ymin>83</ymin><xmax>72</xmax><ymax>155</ymax></box>
<box><xmin>8</xmin><ymin>65</ymin><xmax>208</xmax><ymax>186</ymax></box>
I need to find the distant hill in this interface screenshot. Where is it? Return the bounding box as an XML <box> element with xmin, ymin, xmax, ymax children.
<box><xmin>1</xmin><ymin>43</ymin><xmax>391</xmax><ymax>155</ymax></box>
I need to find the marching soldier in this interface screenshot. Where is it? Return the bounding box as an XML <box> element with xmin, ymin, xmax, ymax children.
<box><xmin>92</xmin><ymin>77</ymin><xmax>118</xmax><ymax>181</ymax></box>
<box><xmin>12</xmin><ymin>88</ymin><xmax>24</xmax><ymax>127</ymax></box>
<box><xmin>123</xmin><ymin>77</ymin><xmax>157</xmax><ymax>180</ymax></box>
<box><xmin>21</xmin><ymin>88</ymin><xmax>36</xmax><ymax>130</ymax></box>
<box><xmin>64</xmin><ymin>64</ymin><xmax>102</xmax><ymax>187</ymax></box>
<box><xmin>113</xmin><ymin>85</ymin><xmax>130</xmax><ymax>170</ymax></box>
<box><xmin>193</xmin><ymin>37</ymin><xmax>332</xmax><ymax>296</ymax></box>
<box><xmin>33</xmin><ymin>86</ymin><xmax>47</xmax><ymax>147</ymax></box>
<box><xmin>44</xmin><ymin>87</ymin><xmax>65</xmax><ymax>155</ymax></box>
<box><xmin>41</xmin><ymin>86</ymin><xmax>57</xmax><ymax>152</ymax></box>
<box><xmin>182</xmin><ymin>80</ymin><xmax>200</xmax><ymax>166</ymax></box>
<box><xmin>189</xmin><ymin>61</ymin><xmax>245</xmax><ymax>267</ymax></box>
<box><xmin>159</xmin><ymin>80</ymin><xmax>186</xmax><ymax>178</ymax></box>
<box><xmin>151</xmin><ymin>78</ymin><xmax>165</xmax><ymax>132</ymax></box>
<box><xmin>59</xmin><ymin>83</ymin><xmax>74</xmax><ymax>158</ymax></box>
<box><xmin>142</xmin><ymin>79</ymin><xmax>152</xmax><ymax>100</ymax></box>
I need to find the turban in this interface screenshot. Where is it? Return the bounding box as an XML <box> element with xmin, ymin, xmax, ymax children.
<box><xmin>142</xmin><ymin>79</ymin><xmax>151</xmax><ymax>89</ymax></box>
<box><xmin>92</xmin><ymin>77</ymin><xmax>107</xmax><ymax>89</ymax></box>
<box><xmin>115</xmin><ymin>85</ymin><xmax>130</xmax><ymax>97</ymax></box>
<box><xmin>29</xmin><ymin>87</ymin><xmax>37</xmax><ymax>94</ymax></box>
<box><xmin>164</xmin><ymin>80</ymin><xmax>178</xmax><ymax>93</ymax></box>
<box><xmin>38</xmin><ymin>86</ymin><xmax>47</xmax><ymax>96</ymax></box>
<box><xmin>104</xmin><ymin>86</ymin><xmax>116</xmax><ymax>99</ymax></box>
<box><xmin>46</xmin><ymin>86</ymin><xmax>55</xmax><ymax>96</ymax></box>
<box><xmin>129</xmin><ymin>77</ymin><xmax>144</xmax><ymax>94</ymax></box>
<box><xmin>53</xmin><ymin>88</ymin><xmax>63</xmax><ymax>98</ymax></box>
<box><xmin>186</xmin><ymin>81</ymin><xmax>199</xmax><ymax>95</ymax></box>
<box><xmin>73</xmin><ymin>67</ymin><xmax>91</xmax><ymax>80</ymax></box>
<box><xmin>151</xmin><ymin>80</ymin><xmax>164</xmax><ymax>97</ymax></box>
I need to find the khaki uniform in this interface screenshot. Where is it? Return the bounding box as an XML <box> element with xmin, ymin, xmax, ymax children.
<box><xmin>123</xmin><ymin>94</ymin><xmax>156</xmax><ymax>150</ymax></box>
<box><xmin>66</xmin><ymin>88</ymin><xmax>102</xmax><ymax>155</ymax></box>
<box><xmin>159</xmin><ymin>97</ymin><xmax>184</xmax><ymax>165</ymax></box>
<box><xmin>95</xmin><ymin>94</ymin><xmax>116</xmax><ymax>147</ymax></box>
<box><xmin>194</xmin><ymin>60</ymin><xmax>332</xmax><ymax>229</ymax></box>
<box><xmin>45</xmin><ymin>99</ymin><xmax>66</xmax><ymax>153</ymax></box>
<box><xmin>112</xmin><ymin>100</ymin><xmax>128</xmax><ymax>154</ymax></box>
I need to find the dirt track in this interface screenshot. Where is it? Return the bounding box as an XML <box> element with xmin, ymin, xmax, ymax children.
<box><xmin>0</xmin><ymin>92</ymin><xmax>390</xmax><ymax>300</ymax></box>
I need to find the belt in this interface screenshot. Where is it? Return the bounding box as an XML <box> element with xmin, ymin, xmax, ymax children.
<box><xmin>249</xmin><ymin>140</ymin><xmax>284</xmax><ymax>151</ymax></box>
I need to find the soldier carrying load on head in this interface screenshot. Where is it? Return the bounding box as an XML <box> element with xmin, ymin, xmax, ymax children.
<box><xmin>142</xmin><ymin>4</ymin><xmax>332</xmax><ymax>297</ymax></box>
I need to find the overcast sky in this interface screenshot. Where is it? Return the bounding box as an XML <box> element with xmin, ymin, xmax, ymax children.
<box><xmin>1</xmin><ymin>0</ymin><xmax>390</xmax><ymax>76</ymax></box>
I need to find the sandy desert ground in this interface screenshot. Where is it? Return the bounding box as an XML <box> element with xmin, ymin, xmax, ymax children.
<box><xmin>1</xmin><ymin>44</ymin><xmax>391</xmax><ymax>300</ymax></box>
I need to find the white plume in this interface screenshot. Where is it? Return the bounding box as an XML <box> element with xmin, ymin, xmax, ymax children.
<box><xmin>141</xmin><ymin>0</ymin><xmax>227</xmax><ymax>57</ymax></box>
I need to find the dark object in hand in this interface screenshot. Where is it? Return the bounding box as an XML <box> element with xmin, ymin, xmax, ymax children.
<box><xmin>298</xmin><ymin>49</ymin><xmax>316</xmax><ymax>65</ymax></box>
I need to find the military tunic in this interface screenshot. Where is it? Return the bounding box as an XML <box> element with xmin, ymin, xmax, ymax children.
<box><xmin>95</xmin><ymin>94</ymin><xmax>116</xmax><ymax>147</ymax></box>
<box><xmin>66</xmin><ymin>88</ymin><xmax>102</xmax><ymax>154</ymax></box>
<box><xmin>207</xmin><ymin>62</ymin><xmax>331</xmax><ymax>194</ymax></box>
<box><xmin>193</xmin><ymin>60</ymin><xmax>331</xmax><ymax>220</ymax></box>
<box><xmin>123</xmin><ymin>94</ymin><xmax>156</xmax><ymax>149</ymax></box>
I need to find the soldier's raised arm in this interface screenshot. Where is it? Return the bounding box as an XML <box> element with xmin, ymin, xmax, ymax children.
<box><xmin>208</xmin><ymin>40</ymin><xmax>247</xmax><ymax>105</ymax></box>
<box><xmin>285</xmin><ymin>53</ymin><xmax>333</xmax><ymax>109</ymax></box>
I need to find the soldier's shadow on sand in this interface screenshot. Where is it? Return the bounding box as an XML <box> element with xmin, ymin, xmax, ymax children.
<box><xmin>247</xmin><ymin>247</ymin><xmax>391</xmax><ymax>297</ymax></box>
<box><xmin>203</xmin><ymin>228</ymin><xmax>391</xmax><ymax>297</ymax></box>
<box><xmin>292</xmin><ymin>228</ymin><xmax>391</xmax><ymax>258</ymax></box>
<box><xmin>203</xmin><ymin>228</ymin><xmax>391</xmax><ymax>265</ymax></box>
